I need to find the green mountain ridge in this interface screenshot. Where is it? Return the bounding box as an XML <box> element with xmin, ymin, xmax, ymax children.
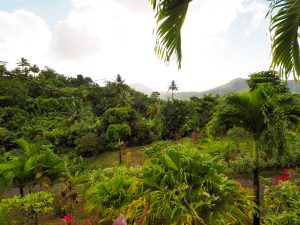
<box><xmin>131</xmin><ymin>78</ymin><xmax>300</xmax><ymax>100</ymax></box>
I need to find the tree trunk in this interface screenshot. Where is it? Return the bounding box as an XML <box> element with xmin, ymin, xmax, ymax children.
<box><xmin>253</xmin><ymin>140</ymin><xmax>260</xmax><ymax>225</ymax></box>
<box><xmin>119</xmin><ymin>139</ymin><xmax>122</xmax><ymax>164</ymax></box>
<box><xmin>171</xmin><ymin>91</ymin><xmax>174</xmax><ymax>101</ymax></box>
<box><xmin>19</xmin><ymin>186</ymin><xmax>24</xmax><ymax>197</ymax></box>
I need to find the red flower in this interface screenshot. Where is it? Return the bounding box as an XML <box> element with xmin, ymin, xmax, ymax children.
<box><xmin>62</xmin><ymin>213</ymin><xmax>74</xmax><ymax>224</ymax></box>
<box><xmin>273</xmin><ymin>168</ymin><xmax>290</xmax><ymax>182</ymax></box>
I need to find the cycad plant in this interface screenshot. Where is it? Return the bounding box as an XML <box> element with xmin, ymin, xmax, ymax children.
<box><xmin>208</xmin><ymin>88</ymin><xmax>300</xmax><ymax>225</ymax></box>
<box><xmin>126</xmin><ymin>143</ymin><xmax>255</xmax><ymax>225</ymax></box>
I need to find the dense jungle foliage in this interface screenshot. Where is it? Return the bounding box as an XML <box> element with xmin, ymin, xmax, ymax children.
<box><xmin>0</xmin><ymin>60</ymin><xmax>300</xmax><ymax>225</ymax></box>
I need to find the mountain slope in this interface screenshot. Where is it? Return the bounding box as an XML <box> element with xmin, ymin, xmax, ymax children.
<box><xmin>130</xmin><ymin>79</ymin><xmax>300</xmax><ymax>100</ymax></box>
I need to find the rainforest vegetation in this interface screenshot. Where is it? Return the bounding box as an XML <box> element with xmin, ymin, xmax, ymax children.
<box><xmin>1</xmin><ymin>0</ymin><xmax>300</xmax><ymax>224</ymax></box>
<box><xmin>0</xmin><ymin>59</ymin><xmax>299</xmax><ymax>225</ymax></box>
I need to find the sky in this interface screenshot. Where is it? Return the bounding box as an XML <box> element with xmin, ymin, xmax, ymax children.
<box><xmin>0</xmin><ymin>0</ymin><xmax>272</xmax><ymax>92</ymax></box>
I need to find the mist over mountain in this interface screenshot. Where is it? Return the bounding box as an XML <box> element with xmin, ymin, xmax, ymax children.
<box><xmin>130</xmin><ymin>78</ymin><xmax>300</xmax><ymax>100</ymax></box>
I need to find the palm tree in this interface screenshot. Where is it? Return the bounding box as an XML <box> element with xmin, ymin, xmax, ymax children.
<box><xmin>106</xmin><ymin>74</ymin><xmax>132</xmax><ymax>107</ymax></box>
<box><xmin>208</xmin><ymin>89</ymin><xmax>300</xmax><ymax>225</ymax></box>
<box><xmin>150</xmin><ymin>0</ymin><xmax>191</xmax><ymax>68</ymax></box>
<box><xmin>17</xmin><ymin>57</ymin><xmax>31</xmax><ymax>77</ymax></box>
<box><xmin>0</xmin><ymin>139</ymin><xmax>66</xmax><ymax>196</ymax></box>
<box><xmin>268</xmin><ymin>0</ymin><xmax>300</xmax><ymax>80</ymax></box>
<box><xmin>150</xmin><ymin>0</ymin><xmax>300</xmax><ymax>80</ymax></box>
<box><xmin>30</xmin><ymin>64</ymin><xmax>40</xmax><ymax>77</ymax></box>
<box><xmin>168</xmin><ymin>80</ymin><xmax>178</xmax><ymax>100</ymax></box>
<box><xmin>67</xmin><ymin>99</ymin><xmax>93</xmax><ymax>125</ymax></box>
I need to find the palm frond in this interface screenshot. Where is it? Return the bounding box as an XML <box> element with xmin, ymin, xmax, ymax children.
<box><xmin>268</xmin><ymin>0</ymin><xmax>300</xmax><ymax>80</ymax></box>
<box><xmin>150</xmin><ymin>0</ymin><xmax>192</xmax><ymax>68</ymax></box>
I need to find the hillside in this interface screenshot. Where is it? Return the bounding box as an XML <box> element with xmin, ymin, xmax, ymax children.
<box><xmin>131</xmin><ymin>78</ymin><xmax>300</xmax><ymax>100</ymax></box>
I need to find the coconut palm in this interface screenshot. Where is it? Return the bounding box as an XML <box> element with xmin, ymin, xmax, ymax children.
<box><xmin>168</xmin><ymin>80</ymin><xmax>178</xmax><ymax>100</ymax></box>
<box><xmin>268</xmin><ymin>0</ymin><xmax>300</xmax><ymax>80</ymax></box>
<box><xmin>30</xmin><ymin>64</ymin><xmax>40</xmax><ymax>77</ymax></box>
<box><xmin>150</xmin><ymin>0</ymin><xmax>192</xmax><ymax>68</ymax></box>
<box><xmin>208</xmin><ymin>89</ymin><xmax>300</xmax><ymax>225</ymax></box>
<box><xmin>17</xmin><ymin>57</ymin><xmax>31</xmax><ymax>77</ymax></box>
<box><xmin>150</xmin><ymin>0</ymin><xmax>300</xmax><ymax>79</ymax></box>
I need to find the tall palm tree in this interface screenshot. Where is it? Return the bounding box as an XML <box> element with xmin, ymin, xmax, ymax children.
<box><xmin>168</xmin><ymin>80</ymin><xmax>178</xmax><ymax>100</ymax></box>
<box><xmin>30</xmin><ymin>64</ymin><xmax>40</xmax><ymax>77</ymax></box>
<box><xmin>17</xmin><ymin>57</ymin><xmax>31</xmax><ymax>77</ymax></box>
<box><xmin>106</xmin><ymin>74</ymin><xmax>132</xmax><ymax>107</ymax></box>
<box><xmin>150</xmin><ymin>0</ymin><xmax>300</xmax><ymax>80</ymax></box>
<box><xmin>208</xmin><ymin>89</ymin><xmax>300</xmax><ymax>225</ymax></box>
<box><xmin>268</xmin><ymin>0</ymin><xmax>300</xmax><ymax>80</ymax></box>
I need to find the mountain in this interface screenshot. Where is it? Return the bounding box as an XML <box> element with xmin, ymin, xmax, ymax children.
<box><xmin>129</xmin><ymin>83</ymin><xmax>154</xmax><ymax>95</ymax></box>
<box><xmin>130</xmin><ymin>79</ymin><xmax>300</xmax><ymax>100</ymax></box>
<box><xmin>160</xmin><ymin>78</ymin><xmax>249</xmax><ymax>100</ymax></box>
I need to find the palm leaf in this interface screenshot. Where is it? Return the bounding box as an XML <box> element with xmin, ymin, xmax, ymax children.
<box><xmin>150</xmin><ymin>0</ymin><xmax>192</xmax><ymax>68</ymax></box>
<box><xmin>268</xmin><ymin>0</ymin><xmax>300</xmax><ymax>80</ymax></box>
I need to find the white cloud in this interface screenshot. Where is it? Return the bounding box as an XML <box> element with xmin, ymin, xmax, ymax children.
<box><xmin>50</xmin><ymin>21</ymin><xmax>101</xmax><ymax>60</ymax></box>
<box><xmin>0</xmin><ymin>10</ymin><xmax>51</xmax><ymax>68</ymax></box>
<box><xmin>0</xmin><ymin>0</ymin><xmax>271</xmax><ymax>92</ymax></box>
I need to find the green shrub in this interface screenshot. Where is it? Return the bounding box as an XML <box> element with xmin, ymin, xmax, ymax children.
<box><xmin>0</xmin><ymin>191</ymin><xmax>54</xmax><ymax>225</ymax></box>
<box><xmin>75</xmin><ymin>132</ymin><xmax>101</xmax><ymax>156</ymax></box>
<box><xmin>0</xmin><ymin>127</ymin><xmax>16</xmax><ymax>152</ymax></box>
<box><xmin>262</xmin><ymin>181</ymin><xmax>300</xmax><ymax>225</ymax></box>
<box><xmin>131</xmin><ymin>119</ymin><xmax>155</xmax><ymax>145</ymax></box>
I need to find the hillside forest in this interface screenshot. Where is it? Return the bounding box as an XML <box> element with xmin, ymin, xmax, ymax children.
<box><xmin>0</xmin><ymin>59</ymin><xmax>299</xmax><ymax>225</ymax></box>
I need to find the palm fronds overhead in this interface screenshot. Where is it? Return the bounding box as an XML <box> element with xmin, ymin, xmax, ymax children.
<box><xmin>268</xmin><ymin>0</ymin><xmax>300</xmax><ymax>80</ymax></box>
<box><xmin>150</xmin><ymin>0</ymin><xmax>192</xmax><ymax>69</ymax></box>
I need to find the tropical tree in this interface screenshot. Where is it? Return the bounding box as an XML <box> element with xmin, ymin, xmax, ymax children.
<box><xmin>30</xmin><ymin>64</ymin><xmax>40</xmax><ymax>77</ymax></box>
<box><xmin>268</xmin><ymin>0</ymin><xmax>300</xmax><ymax>80</ymax></box>
<box><xmin>67</xmin><ymin>99</ymin><xmax>93</xmax><ymax>126</ymax></box>
<box><xmin>17</xmin><ymin>57</ymin><xmax>31</xmax><ymax>77</ymax></box>
<box><xmin>106</xmin><ymin>74</ymin><xmax>132</xmax><ymax>107</ymax></box>
<box><xmin>168</xmin><ymin>80</ymin><xmax>178</xmax><ymax>100</ymax></box>
<box><xmin>106</xmin><ymin>123</ymin><xmax>131</xmax><ymax>164</ymax></box>
<box><xmin>0</xmin><ymin>139</ymin><xmax>66</xmax><ymax>196</ymax></box>
<box><xmin>208</xmin><ymin>88</ymin><xmax>300</xmax><ymax>225</ymax></box>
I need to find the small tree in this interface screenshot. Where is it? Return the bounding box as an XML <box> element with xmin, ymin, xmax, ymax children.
<box><xmin>106</xmin><ymin>123</ymin><xmax>131</xmax><ymax>164</ymax></box>
<box><xmin>0</xmin><ymin>139</ymin><xmax>66</xmax><ymax>196</ymax></box>
<box><xmin>168</xmin><ymin>80</ymin><xmax>178</xmax><ymax>100</ymax></box>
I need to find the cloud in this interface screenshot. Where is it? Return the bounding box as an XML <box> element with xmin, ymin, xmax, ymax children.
<box><xmin>0</xmin><ymin>0</ymin><xmax>271</xmax><ymax>91</ymax></box>
<box><xmin>242</xmin><ymin>1</ymin><xmax>268</xmax><ymax>36</ymax></box>
<box><xmin>0</xmin><ymin>9</ymin><xmax>51</xmax><ymax>67</ymax></box>
<box><xmin>50</xmin><ymin>21</ymin><xmax>101</xmax><ymax>60</ymax></box>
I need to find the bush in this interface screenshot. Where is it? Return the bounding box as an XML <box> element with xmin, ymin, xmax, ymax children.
<box><xmin>0</xmin><ymin>107</ymin><xmax>29</xmax><ymax>132</ymax></box>
<box><xmin>262</xmin><ymin>181</ymin><xmax>300</xmax><ymax>225</ymax></box>
<box><xmin>131</xmin><ymin>119</ymin><xmax>155</xmax><ymax>145</ymax></box>
<box><xmin>0</xmin><ymin>191</ymin><xmax>54</xmax><ymax>225</ymax></box>
<box><xmin>75</xmin><ymin>132</ymin><xmax>101</xmax><ymax>156</ymax></box>
<box><xmin>160</xmin><ymin>100</ymin><xmax>191</xmax><ymax>139</ymax></box>
<box><xmin>102</xmin><ymin>107</ymin><xmax>137</xmax><ymax>128</ymax></box>
<box><xmin>0</xmin><ymin>127</ymin><xmax>16</xmax><ymax>152</ymax></box>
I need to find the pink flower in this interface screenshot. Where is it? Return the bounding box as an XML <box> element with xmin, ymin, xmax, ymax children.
<box><xmin>62</xmin><ymin>213</ymin><xmax>74</xmax><ymax>224</ymax></box>
<box><xmin>112</xmin><ymin>213</ymin><xmax>127</xmax><ymax>225</ymax></box>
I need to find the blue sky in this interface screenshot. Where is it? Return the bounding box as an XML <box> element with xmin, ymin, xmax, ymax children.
<box><xmin>1</xmin><ymin>0</ymin><xmax>71</xmax><ymax>26</ymax></box>
<box><xmin>0</xmin><ymin>0</ymin><xmax>272</xmax><ymax>92</ymax></box>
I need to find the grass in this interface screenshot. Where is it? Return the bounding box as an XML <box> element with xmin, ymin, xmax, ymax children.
<box><xmin>87</xmin><ymin>145</ymin><xmax>147</xmax><ymax>168</ymax></box>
